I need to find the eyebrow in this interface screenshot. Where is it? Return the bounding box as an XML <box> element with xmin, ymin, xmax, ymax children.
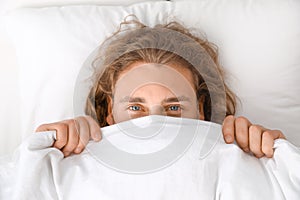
<box><xmin>162</xmin><ymin>96</ymin><xmax>191</xmax><ymax>103</ymax></box>
<box><xmin>119</xmin><ymin>95</ymin><xmax>191</xmax><ymax>103</ymax></box>
<box><xmin>119</xmin><ymin>96</ymin><xmax>146</xmax><ymax>103</ymax></box>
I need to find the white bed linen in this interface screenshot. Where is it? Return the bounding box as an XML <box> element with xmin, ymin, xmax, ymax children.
<box><xmin>0</xmin><ymin>115</ymin><xmax>299</xmax><ymax>200</ymax></box>
<box><xmin>2</xmin><ymin>0</ymin><xmax>300</xmax><ymax>155</ymax></box>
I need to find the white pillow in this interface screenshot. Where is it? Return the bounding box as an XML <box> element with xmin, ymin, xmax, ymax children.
<box><xmin>4</xmin><ymin>1</ymin><xmax>173</xmax><ymax>140</ymax></box>
<box><xmin>0</xmin><ymin>0</ymin><xmax>165</xmax><ymax>156</ymax></box>
<box><xmin>172</xmin><ymin>0</ymin><xmax>300</xmax><ymax>145</ymax></box>
<box><xmin>0</xmin><ymin>0</ymin><xmax>155</xmax><ymax>15</ymax></box>
<box><xmin>4</xmin><ymin>0</ymin><xmax>300</xmax><ymax>146</ymax></box>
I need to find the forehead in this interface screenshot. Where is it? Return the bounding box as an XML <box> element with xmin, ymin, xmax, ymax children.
<box><xmin>113</xmin><ymin>62</ymin><xmax>197</xmax><ymax>102</ymax></box>
<box><xmin>118</xmin><ymin>61</ymin><xmax>195</xmax><ymax>88</ymax></box>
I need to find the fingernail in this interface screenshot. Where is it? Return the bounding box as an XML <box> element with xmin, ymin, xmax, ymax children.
<box><xmin>75</xmin><ymin>148</ymin><xmax>81</xmax><ymax>153</ymax></box>
<box><xmin>243</xmin><ymin>147</ymin><xmax>250</xmax><ymax>153</ymax></box>
<box><xmin>94</xmin><ymin>133</ymin><xmax>101</xmax><ymax>141</ymax></box>
<box><xmin>225</xmin><ymin>136</ymin><xmax>232</xmax><ymax>142</ymax></box>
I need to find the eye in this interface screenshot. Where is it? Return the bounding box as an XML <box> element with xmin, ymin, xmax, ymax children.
<box><xmin>167</xmin><ymin>105</ymin><xmax>181</xmax><ymax>111</ymax></box>
<box><xmin>129</xmin><ymin>105</ymin><xmax>142</xmax><ymax>111</ymax></box>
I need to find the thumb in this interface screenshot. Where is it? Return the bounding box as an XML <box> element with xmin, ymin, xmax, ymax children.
<box><xmin>26</xmin><ymin>131</ymin><xmax>57</xmax><ymax>150</ymax></box>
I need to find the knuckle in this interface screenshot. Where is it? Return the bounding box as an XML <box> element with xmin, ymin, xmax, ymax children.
<box><xmin>262</xmin><ymin>130</ymin><xmax>272</xmax><ymax>138</ymax></box>
<box><xmin>67</xmin><ymin>119</ymin><xmax>76</xmax><ymax>126</ymax></box>
<box><xmin>85</xmin><ymin>115</ymin><xmax>95</xmax><ymax>122</ymax></box>
<box><xmin>75</xmin><ymin>116</ymin><xmax>84</xmax><ymax>120</ymax></box>
<box><xmin>235</xmin><ymin>116</ymin><xmax>248</xmax><ymax>124</ymax></box>
<box><xmin>225</xmin><ymin>115</ymin><xmax>235</xmax><ymax>120</ymax></box>
<box><xmin>222</xmin><ymin>115</ymin><xmax>234</xmax><ymax>126</ymax></box>
<box><xmin>223</xmin><ymin>115</ymin><xmax>234</xmax><ymax>124</ymax></box>
<box><xmin>249</xmin><ymin>124</ymin><xmax>261</xmax><ymax>133</ymax></box>
<box><xmin>69</xmin><ymin>120</ymin><xmax>80</xmax><ymax>132</ymax></box>
<box><xmin>57</xmin><ymin>123</ymin><xmax>68</xmax><ymax>131</ymax></box>
<box><xmin>75</xmin><ymin>116</ymin><xmax>86</xmax><ymax>123</ymax></box>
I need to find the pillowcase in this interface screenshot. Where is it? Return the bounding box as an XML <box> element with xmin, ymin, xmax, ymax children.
<box><xmin>4</xmin><ymin>1</ymin><xmax>173</xmax><ymax>140</ymax></box>
<box><xmin>0</xmin><ymin>0</ymin><xmax>154</xmax><ymax>15</ymax></box>
<box><xmin>4</xmin><ymin>0</ymin><xmax>300</xmax><ymax>147</ymax></box>
<box><xmin>0</xmin><ymin>0</ymin><xmax>166</xmax><ymax>156</ymax></box>
<box><xmin>173</xmin><ymin>0</ymin><xmax>300</xmax><ymax>145</ymax></box>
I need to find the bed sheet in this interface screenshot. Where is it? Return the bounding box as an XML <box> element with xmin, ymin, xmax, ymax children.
<box><xmin>0</xmin><ymin>116</ymin><xmax>299</xmax><ymax>200</ymax></box>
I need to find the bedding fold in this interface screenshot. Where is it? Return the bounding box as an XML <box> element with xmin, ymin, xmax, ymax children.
<box><xmin>0</xmin><ymin>116</ymin><xmax>299</xmax><ymax>200</ymax></box>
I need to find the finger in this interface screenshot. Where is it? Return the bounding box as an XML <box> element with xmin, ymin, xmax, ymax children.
<box><xmin>35</xmin><ymin>123</ymin><xmax>62</xmax><ymax>133</ymax></box>
<box><xmin>235</xmin><ymin>116</ymin><xmax>251</xmax><ymax>152</ymax></box>
<box><xmin>36</xmin><ymin>123</ymin><xmax>68</xmax><ymax>149</ymax></box>
<box><xmin>73</xmin><ymin>117</ymin><xmax>90</xmax><ymax>154</ymax></box>
<box><xmin>35</xmin><ymin>124</ymin><xmax>51</xmax><ymax>132</ymax></box>
<box><xmin>85</xmin><ymin>115</ymin><xmax>102</xmax><ymax>142</ymax></box>
<box><xmin>249</xmin><ymin>125</ymin><xmax>265</xmax><ymax>158</ymax></box>
<box><xmin>262</xmin><ymin>130</ymin><xmax>285</xmax><ymax>158</ymax></box>
<box><xmin>61</xmin><ymin>120</ymin><xmax>79</xmax><ymax>157</ymax></box>
<box><xmin>222</xmin><ymin>115</ymin><xmax>235</xmax><ymax>143</ymax></box>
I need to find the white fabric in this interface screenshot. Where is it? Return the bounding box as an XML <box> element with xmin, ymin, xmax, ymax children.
<box><xmin>2</xmin><ymin>0</ymin><xmax>300</xmax><ymax>155</ymax></box>
<box><xmin>3</xmin><ymin>1</ymin><xmax>173</xmax><ymax>143</ymax></box>
<box><xmin>0</xmin><ymin>2</ymin><xmax>166</xmax><ymax>157</ymax></box>
<box><xmin>0</xmin><ymin>0</ymin><xmax>156</xmax><ymax>15</ymax></box>
<box><xmin>172</xmin><ymin>0</ymin><xmax>300</xmax><ymax>145</ymax></box>
<box><xmin>1</xmin><ymin>116</ymin><xmax>299</xmax><ymax>200</ymax></box>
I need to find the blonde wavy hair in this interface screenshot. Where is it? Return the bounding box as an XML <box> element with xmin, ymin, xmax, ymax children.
<box><xmin>85</xmin><ymin>16</ymin><xmax>237</xmax><ymax>126</ymax></box>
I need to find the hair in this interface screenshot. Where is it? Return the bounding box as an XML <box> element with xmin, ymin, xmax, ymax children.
<box><xmin>85</xmin><ymin>16</ymin><xmax>237</xmax><ymax>126</ymax></box>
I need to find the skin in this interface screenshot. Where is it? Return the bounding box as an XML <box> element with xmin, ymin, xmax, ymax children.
<box><xmin>36</xmin><ymin>62</ymin><xmax>286</xmax><ymax>158</ymax></box>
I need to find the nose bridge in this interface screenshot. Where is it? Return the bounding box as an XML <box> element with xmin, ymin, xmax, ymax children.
<box><xmin>149</xmin><ymin>104</ymin><xmax>166</xmax><ymax>116</ymax></box>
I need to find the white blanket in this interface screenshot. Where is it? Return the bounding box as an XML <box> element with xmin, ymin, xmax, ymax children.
<box><xmin>0</xmin><ymin>116</ymin><xmax>299</xmax><ymax>200</ymax></box>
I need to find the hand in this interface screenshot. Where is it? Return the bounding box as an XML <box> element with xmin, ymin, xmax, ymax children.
<box><xmin>222</xmin><ymin>115</ymin><xmax>286</xmax><ymax>158</ymax></box>
<box><xmin>35</xmin><ymin>116</ymin><xmax>102</xmax><ymax>157</ymax></box>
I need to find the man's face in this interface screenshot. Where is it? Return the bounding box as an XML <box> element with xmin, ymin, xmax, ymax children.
<box><xmin>106</xmin><ymin>62</ymin><xmax>204</xmax><ymax>125</ymax></box>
